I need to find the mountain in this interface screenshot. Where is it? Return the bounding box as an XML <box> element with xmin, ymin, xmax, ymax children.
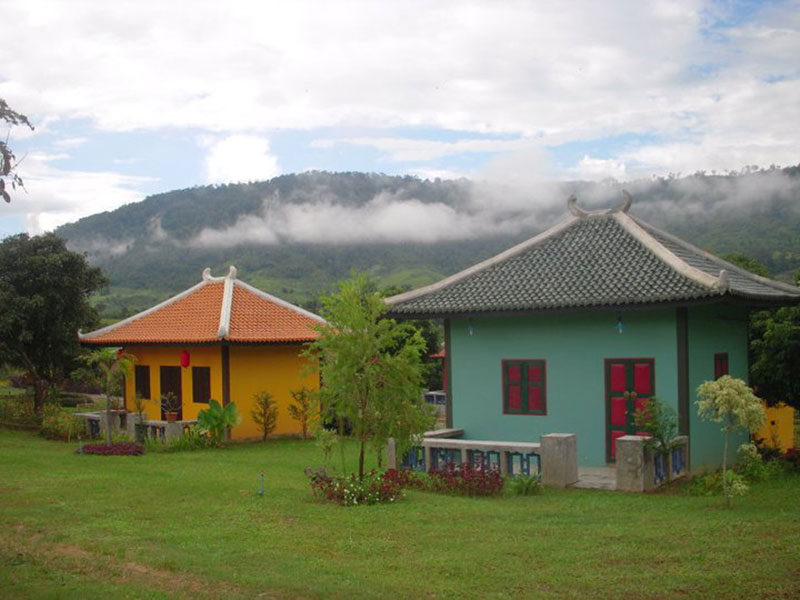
<box><xmin>55</xmin><ymin>167</ymin><xmax>800</xmax><ymax>318</ymax></box>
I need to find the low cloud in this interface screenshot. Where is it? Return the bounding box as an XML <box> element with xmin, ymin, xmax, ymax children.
<box><xmin>189</xmin><ymin>189</ymin><xmax>549</xmax><ymax>248</ymax></box>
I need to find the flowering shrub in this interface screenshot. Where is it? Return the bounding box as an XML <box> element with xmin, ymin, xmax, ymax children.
<box><xmin>427</xmin><ymin>462</ymin><xmax>504</xmax><ymax>497</ymax></box>
<box><xmin>308</xmin><ymin>468</ymin><xmax>404</xmax><ymax>506</ymax></box>
<box><xmin>80</xmin><ymin>442</ymin><xmax>144</xmax><ymax>456</ymax></box>
<box><xmin>382</xmin><ymin>468</ymin><xmax>427</xmax><ymax>490</ymax></box>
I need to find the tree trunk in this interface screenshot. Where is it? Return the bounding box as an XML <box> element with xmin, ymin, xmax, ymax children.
<box><xmin>104</xmin><ymin>373</ymin><xmax>114</xmax><ymax>446</ymax></box>
<box><xmin>358</xmin><ymin>436</ymin><xmax>366</xmax><ymax>480</ymax></box>
<box><xmin>33</xmin><ymin>378</ymin><xmax>47</xmax><ymax>415</ymax></box>
<box><xmin>722</xmin><ymin>418</ymin><xmax>730</xmax><ymax>508</ymax></box>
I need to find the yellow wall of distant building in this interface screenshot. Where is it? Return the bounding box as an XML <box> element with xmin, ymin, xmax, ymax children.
<box><xmin>228</xmin><ymin>344</ymin><xmax>318</xmax><ymax>439</ymax></box>
<box><xmin>123</xmin><ymin>344</ymin><xmax>317</xmax><ymax>439</ymax></box>
<box><xmin>755</xmin><ymin>404</ymin><xmax>795</xmax><ymax>453</ymax></box>
<box><xmin>123</xmin><ymin>346</ymin><xmax>223</xmax><ymax>421</ymax></box>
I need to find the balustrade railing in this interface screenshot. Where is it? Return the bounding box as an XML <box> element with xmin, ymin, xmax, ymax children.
<box><xmin>395</xmin><ymin>431</ymin><xmax>543</xmax><ymax>477</ymax></box>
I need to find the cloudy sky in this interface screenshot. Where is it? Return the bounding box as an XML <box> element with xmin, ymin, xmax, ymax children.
<box><xmin>1</xmin><ymin>0</ymin><xmax>798</xmax><ymax>238</ymax></box>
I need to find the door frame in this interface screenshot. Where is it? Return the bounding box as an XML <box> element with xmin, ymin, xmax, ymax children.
<box><xmin>604</xmin><ymin>357</ymin><xmax>655</xmax><ymax>462</ymax></box>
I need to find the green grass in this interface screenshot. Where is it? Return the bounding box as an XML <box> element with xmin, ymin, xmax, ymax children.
<box><xmin>1</xmin><ymin>429</ymin><xmax>798</xmax><ymax>599</ymax></box>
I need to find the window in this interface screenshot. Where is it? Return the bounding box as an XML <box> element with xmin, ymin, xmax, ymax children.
<box><xmin>502</xmin><ymin>360</ymin><xmax>546</xmax><ymax>415</ymax></box>
<box><xmin>134</xmin><ymin>365</ymin><xmax>151</xmax><ymax>400</ymax></box>
<box><xmin>192</xmin><ymin>367</ymin><xmax>211</xmax><ymax>404</ymax></box>
<box><xmin>714</xmin><ymin>353</ymin><xmax>729</xmax><ymax>379</ymax></box>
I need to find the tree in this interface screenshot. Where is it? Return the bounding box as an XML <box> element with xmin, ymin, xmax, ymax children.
<box><xmin>82</xmin><ymin>348</ymin><xmax>136</xmax><ymax>446</ymax></box>
<box><xmin>304</xmin><ymin>273</ymin><xmax>433</xmax><ymax>480</ymax></box>
<box><xmin>721</xmin><ymin>255</ymin><xmax>800</xmax><ymax>409</ymax></box>
<box><xmin>1</xmin><ymin>98</ymin><xmax>34</xmax><ymax>203</ymax></box>
<box><xmin>696</xmin><ymin>376</ymin><xmax>765</xmax><ymax>506</ymax></box>
<box><xmin>0</xmin><ymin>233</ymin><xmax>107</xmax><ymax>413</ymax></box>
<box><xmin>750</xmin><ymin>305</ymin><xmax>800</xmax><ymax>408</ymax></box>
<box><xmin>288</xmin><ymin>386</ymin><xmax>314</xmax><ymax>439</ymax></box>
<box><xmin>251</xmin><ymin>391</ymin><xmax>279</xmax><ymax>441</ymax></box>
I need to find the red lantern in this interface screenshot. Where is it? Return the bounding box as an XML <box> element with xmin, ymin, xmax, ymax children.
<box><xmin>180</xmin><ymin>350</ymin><xmax>190</xmax><ymax>368</ymax></box>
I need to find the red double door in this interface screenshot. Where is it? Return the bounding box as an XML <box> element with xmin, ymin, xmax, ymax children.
<box><xmin>605</xmin><ymin>358</ymin><xmax>655</xmax><ymax>461</ymax></box>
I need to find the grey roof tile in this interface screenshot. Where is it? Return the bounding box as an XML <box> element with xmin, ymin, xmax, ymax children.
<box><xmin>388</xmin><ymin>206</ymin><xmax>800</xmax><ymax>317</ymax></box>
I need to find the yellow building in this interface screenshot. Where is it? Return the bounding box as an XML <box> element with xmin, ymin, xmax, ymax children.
<box><xmin>80</xmin><ymin>266</ymin><xmax>323</xmax><ymax>439</ymax></box>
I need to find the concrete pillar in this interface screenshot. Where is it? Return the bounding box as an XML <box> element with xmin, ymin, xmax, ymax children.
<box><xmin>540</xmin><ymin>433</ymin><xmax>578</xmax><ymax>488</ymax></box>
<box><xmin>615</xmin><ymin>435</ymin><xmax>656</xmax><ymax>492</ymax></box>
<box><xmin>667</xmin><ymin>435</ymin><xmax>689</xmax><ymax>481</ymax></box>
<box><xmin>424</xmin><ymin>445</ymin><xmax>433</xmax><ymax>472</ymax></box>
<box><xmin>386</xmin><ymin>438</ymin><xmax>397</xmax><ymax>470</ymax></box>
<box><xmin>165</xmin><ymin>422</ymin><xmax>183</xmax><ymax>443</ymax></box>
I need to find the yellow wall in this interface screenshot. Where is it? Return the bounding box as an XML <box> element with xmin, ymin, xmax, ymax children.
<box><xmin>228</xmin><ymin>345</ymin><xmax>319</xmax><ymax>439</ymax></box>
<box><xmin>756</xmin><ymin>404</ymin><xmax>796</xmax><ymax>453</ymax></box>
<box><xmin>124</xmin><ymin>346</ymin><xmax>223</xmax><ymax>421</ymax></box>
<box><xmin>123</xmin><ymin>344</ymin><xmax>318</xmax><ymax>440</ymax></box>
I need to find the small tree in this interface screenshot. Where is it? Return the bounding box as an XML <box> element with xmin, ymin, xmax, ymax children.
<box><xmin>696</xmin><ymin>375</ymin><xmax>765</xmax><ymax>506</ymax></box>
<box><xmin>251</xmin><ymin>391</ymin><xmax>278</xmax><ymax>441</ymax></box>
<box><xmin>288</xmin><ymin>386</ymin><xmax>314</xmax><ymax>439</ymax></box>
<box><xmin>304</xmin><ymin>273</ymin><xmax>433</xmax><ymax>480</ymax></box>
<box><xmin>82</xmin><ymin>348</ymin><xmax>136</xmax><ymax>446</ymax></box>
<box><xmin>633</xmin><ymin>396</ymin><xmax>678</xmax><ymax>455</ymax></box>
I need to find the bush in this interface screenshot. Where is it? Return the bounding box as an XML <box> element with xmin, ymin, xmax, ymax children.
<box><xmin>40</xmin><ymin>404</ymin><xmax>84</xmax><ymax>441</ymax></box>
<box><xmin>507</xmin><ymin>474</ymin><xmax>543</xmax><ymax>496</ymax></box>
<box><xmin>80</xmin><ymin>442</ymin><xmax>143</xmax><ymax>456</ymax></box>
<box><xmin>784</xmin><ymin>447</ymin><xmax>800</xmax><ymax>472</ymax></box>
<box><xmin>686</xmin><ymin>469</ymin><xmax>749</xmax><ymax>497</ymax></box>
<box><xmin>427</xmin><ymin>462</ymin><xmax>504</xmax><ymax>497</ymax></box>
<box><xmin>382</xmin><ymin>468</ymin><xmax>427</xmax><ymax>490</ymax></box>
<box><xmin>308</xmin><ymin>468</ymin><xmax>404</xmax><ymax>506</ymax></box>
<box><xmin>0</xmin><ymin>395</ymin><xmax>37</xmax><ymax>427</ymax></box>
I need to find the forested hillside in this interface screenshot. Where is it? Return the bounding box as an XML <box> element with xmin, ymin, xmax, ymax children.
<box><xmin>56</xmin><ymin>167</ymin><xmax>800</xmax><ymax>318</ymax></box>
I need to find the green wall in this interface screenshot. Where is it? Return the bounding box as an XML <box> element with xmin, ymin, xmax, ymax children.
<box><xmin>686</xmin><ymin>304</ymin><xmax>750</xmax><ymax>471</ymax></box>
<box><xmin>449</xmin><ymin>309</ymin><xmax>679</xmax><ymax>467</ymax></box>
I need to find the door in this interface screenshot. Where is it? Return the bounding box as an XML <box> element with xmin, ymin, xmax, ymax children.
<box><xmin>159</xmin><ymin>366</ymin><xmax>183</xmax><ymax>420</ymax></box>
<box><xmin>605</xmin><ymin>358</ymin><xmax>654</xmax><ymax>461</ymax></box>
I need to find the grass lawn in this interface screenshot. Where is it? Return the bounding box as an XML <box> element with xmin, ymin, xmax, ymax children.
<box><xmin>1</xmin><ymin>429</ymin><xmax>798</xmax><ymax>599</ymax></box>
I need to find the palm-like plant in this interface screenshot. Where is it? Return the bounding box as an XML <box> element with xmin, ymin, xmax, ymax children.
<box><xmin>197</xmin><ymin>399</ymin><xmax>241</xmax><ymax>445</ymax></box>
<box><xmin>82</xmin><ymin>348</ymin><xmax>136</xmax><ymax>446</ymax></box>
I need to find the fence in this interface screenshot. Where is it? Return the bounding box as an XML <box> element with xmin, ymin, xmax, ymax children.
<box><xmin>75</xmin><ymin>410</ymin><xmax>197</xmax><ymax>443</ymax></box>
<box><xmin>387</xmin><ymin>430</ymin><xmax>578</xmax><ymax>487</ymax></box>
<box><xmin>616</xmin><ymin>435</ymin><xmax>689</xmax><ymax>492</ymax></box>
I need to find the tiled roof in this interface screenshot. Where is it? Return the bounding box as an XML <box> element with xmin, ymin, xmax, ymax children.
<box><xmin>387</xmin><ymin>195</ymin><xmax>800</xmax><ymax>317</ymax></box>
<box><xmin>81</xmin><ymin>267</ymin><xmax>324</xmax><ymax>345</ymax></box>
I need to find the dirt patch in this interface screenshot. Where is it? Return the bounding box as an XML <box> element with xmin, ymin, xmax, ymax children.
<box><xmin>1</xmin><ymin>523</ymin><xmax>287</xmax><ymax>599</ymax></box>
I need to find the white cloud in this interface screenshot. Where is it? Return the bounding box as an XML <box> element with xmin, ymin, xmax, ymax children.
<box><xmin>0</xmin><ymin>0</ymin><xmax>796</xmax><ymax>233</ymax></box>
<box><xmin>203</xmin><ymin>135</ymin><xmax>280</xmax><ymax>184</ymax></box>
<box><xmin>3</xmin><ymin>152</ymin><xmax>154</xmax><ymax>234</ymax></box>
<box><xmin>189</xmin><ymin>190</ymin><xmax>546</xmax><ymax>247</ymax></box>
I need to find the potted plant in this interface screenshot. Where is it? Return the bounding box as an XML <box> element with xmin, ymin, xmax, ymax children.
<box><xmin>161</xmin><ymin>392</ymin><xmax>180</xmax><ymax>422</ymax></box>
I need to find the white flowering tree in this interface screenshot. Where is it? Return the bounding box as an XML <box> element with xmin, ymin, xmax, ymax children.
<box><xmin>696</xmin><ymin>375</ymin><xmax>765</xmax><ymax>506</ymax></box>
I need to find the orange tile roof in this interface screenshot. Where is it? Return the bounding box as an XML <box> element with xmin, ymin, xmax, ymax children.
<box><xmin>80</xmin><ymin>267</ymin><xmax>324</xmax><ymax>345</ymax></box>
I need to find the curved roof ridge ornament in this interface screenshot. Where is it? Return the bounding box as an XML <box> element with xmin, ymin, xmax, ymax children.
<box><xmin>202</xmin><ymin>267</ymin><xmax>212</xmax><ymax>281</ymax></box>
<box><xmin>716</xmin><ymin>269</ymin><xmax>730</xmax><ymax>292</ymax></box>
<box><xmin>227</xmin><ymin>265</ymin><xmax>237</xmax><ymax>280</ymax></box>
<box><xmin>568</xmin><ymin>190</ymin><xmax>632</xmax><ymax>217</ymax></box>
<box><xmin>611</xmin><ymin>190</ymin><xmax>633</xmax><ymax>213</ymax></box>
<box><xmin>566</xmin><ymin>194</ymin><xmax>589</xmax><ymax>217</ymax></box>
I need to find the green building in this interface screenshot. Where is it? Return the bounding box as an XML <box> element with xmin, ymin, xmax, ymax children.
<box><xmin>388</xmin><ymin>194</ymin><xmax>800</xmax><ymax>469</ymax></box>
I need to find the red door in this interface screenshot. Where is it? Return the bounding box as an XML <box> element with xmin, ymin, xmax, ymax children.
<box><xmin>605</xmin><ymin>359</ymin><xmax>655</xmax><ymax>462</ymax></box>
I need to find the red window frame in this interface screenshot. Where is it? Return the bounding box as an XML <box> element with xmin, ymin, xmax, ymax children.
<box><xmin>714</xmin><ymin>352</ymin><xmax>729</xmax><ymax>379</ymax></box>
<box><xmin>502</xmin><ymin>359</ymin><xmax>547</xmax><ymax>415</ymax></box>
